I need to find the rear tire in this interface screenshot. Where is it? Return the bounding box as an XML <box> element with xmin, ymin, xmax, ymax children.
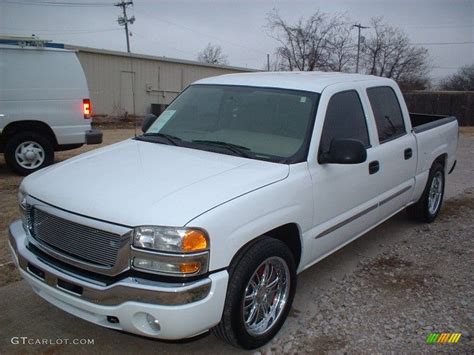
<box><xmin>4</xmin><ymin>132</ymin><xmax>54</xmax><ymax>175</ymax></box>
<box><xmin>406</xmin><ymin>162</ymin><xmax>445</xmax><ymax>223</ymax></box>
<box><xmin>212</xmin><ymin>237</ymin><xmax>297</xmax><ymax>349</ymax></box>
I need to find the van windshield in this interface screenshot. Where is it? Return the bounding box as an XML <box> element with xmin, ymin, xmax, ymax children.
<box><xmin>142</xmin><ymin>85</ymin><xmax>319</xmax><ymax>163</ymax></box>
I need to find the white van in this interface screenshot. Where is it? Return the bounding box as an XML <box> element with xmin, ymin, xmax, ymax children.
<box><xmin>0</xmin><ymin>37</ymin><xmax>102</xmax><ymax>175</ymax></box>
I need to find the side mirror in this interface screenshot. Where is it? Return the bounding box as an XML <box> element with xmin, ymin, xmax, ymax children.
<box><xmin>319</xmin><ymin>139</ymin><xmax>367</xmax><ymax>164</ymax></box>
<box><xmin>142</xmin><ymin>114</ymin><xmax>157</xmax><ymax>133</ymax></box>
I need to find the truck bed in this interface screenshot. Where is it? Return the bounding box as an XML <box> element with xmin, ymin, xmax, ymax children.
<box><xmin>410</xmin><ymin>113</ymin><xmax>458</xmax><ymax>133</ymax></box>
<box><xmin>410</xmin><ymin>112</ymin><xmax>458</xmax><ymax>178</ymax></box>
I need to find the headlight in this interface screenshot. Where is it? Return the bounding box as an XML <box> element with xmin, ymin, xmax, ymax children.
<box><xmin>132</xmin><ymin>251</ymin><xmax>209</xmax><ymax>276</ymax></box>
<box><xmin>17</xmin><ymin>189</ymin><xmax>30</xmax><ymax>230</ymax></box>
<box><xmin>132</xmin><ymin>226</ymin><xmax>209</xmax><ymax>253</ymax></box>
<box><xmin>18</xmin><ymin>189</ymin><xmax>27</xmax><ymax>211</ymax></box>
<box><xmin>131</xmin><ymin>226</ymin><xmax>210</xmax><ymax>276</ymax></box>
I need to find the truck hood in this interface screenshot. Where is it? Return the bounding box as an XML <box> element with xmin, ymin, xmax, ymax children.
<box><xmin>22</xmin><ymin>139</ymin><xmax>289</xmax><ymax>227</ymax></box>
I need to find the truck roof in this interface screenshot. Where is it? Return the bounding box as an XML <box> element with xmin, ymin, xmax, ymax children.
<box><xmin>195</xmin><ymin>71</ymin><xmax>396</xmax><ymax>93</ymax></box>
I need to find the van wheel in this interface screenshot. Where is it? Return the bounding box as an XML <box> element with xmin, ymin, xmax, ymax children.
<box><xmin>5</xmin><ymin>132</ymin><xmax>54</xmax><ymax>175</ymax></box>
<box><xmin>212</xmin><ymin>237</ymin><xmax>296</xmax><ymax>349</ymax></box>
<box><xmin>406</xmin><ymin>162</ymin><xmax>445</xmax><ymax>223</ymax></box>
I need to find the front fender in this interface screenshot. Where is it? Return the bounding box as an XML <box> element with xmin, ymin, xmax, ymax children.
<box><xmin>186</xmin><ymin>163</ymin><xmax>313</xmax><ymax>272</ymax></box>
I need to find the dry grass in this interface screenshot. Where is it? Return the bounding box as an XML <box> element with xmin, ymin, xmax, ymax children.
<box><xmin>0</xmin><ymin>129</ymin><xmax>135</xmax><ymax>286</ymax></box>
<box><xmin>459</xmin><ymin>126</ymin><xmax>474</xmax><ymax>137</ymax></box>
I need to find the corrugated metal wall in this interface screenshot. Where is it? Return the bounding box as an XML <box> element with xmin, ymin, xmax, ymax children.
<box><xmin>75</xmin><ymin>50</ymin><xmax>249</xmax><ymax>116</ymax></box>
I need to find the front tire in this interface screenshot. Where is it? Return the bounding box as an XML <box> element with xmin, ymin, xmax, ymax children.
<box><xmin>407</xmin><ymin>162</ymin><xmax>445</xmax><ymax>223</ymax></box>
<box><xmin>212</xmin><ymin>237</ymin><xmax>297</xmax><ymax>349</ymax></box>
<box><xmin>4</xmin><ymin>132</ymin><xmax>54</xmax><ymax>175</ymax></box>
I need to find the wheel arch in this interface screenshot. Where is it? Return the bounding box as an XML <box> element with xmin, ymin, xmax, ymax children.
<box><xmin>0</xmin><ymin>120</ymin><xmax>58</xmax><ymax>150</ymax></box>
<box><xmin>433</xmin><ymin>153</ymin><xmax>447</xmax><ymax>172</ymax></box>
<box><xmin>227</xmin><ymin>223</ymin><xmax>303</xmax><ymax>273</ymax></box>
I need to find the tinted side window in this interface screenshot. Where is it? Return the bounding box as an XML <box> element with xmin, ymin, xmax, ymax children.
<box><xmin>319</xmin><ymin>90</ymin><xmax>370</xmax><ymax>154</ymax></box>
<box><xmin>367</xmin><ymin>86</ymin><xmax>406</xmax><ymax>143</ymax></box>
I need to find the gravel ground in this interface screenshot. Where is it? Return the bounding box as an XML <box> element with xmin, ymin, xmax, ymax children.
<box><xmin>264</xmin><ymin>190</ymin><xmax>474</xmax><ymax>354</ymax></box>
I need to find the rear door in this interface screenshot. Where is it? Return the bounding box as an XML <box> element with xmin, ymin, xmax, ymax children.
<box><xmin>363</xmin><ymin>85</ymin><xmax>417</xmax><ymax>219</ymax></box>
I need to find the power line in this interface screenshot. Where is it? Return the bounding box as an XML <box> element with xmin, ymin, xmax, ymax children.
<box><xmin>433</xmin><ymin>66</ymin><xmax>465</xmax><ymax>70</ymax></box>
<box><xmin>132</xmin><ymin>31</ymin><xmax>196</xmax><ymax>56</ymax></box>
<box><xmin>401</xmin><ymin>23</ymin><xmax>474</xmax><ymax>29</ymax></box>
<box><xmin>134</xmin><ymin>9</ymin><xmax>267</xmax><ymax>56</ymax></box>
<box><xmin>2</xmin><ymin>27</ymin><xmax>121</xmax><ymax>35</ymax></box>
<box><xmin>5</xmin><ymin>0</ymin><xmax>112</xmax><ymax>7</ymax></box>
<box><xmin>413</xmin><ymin>41</ymin><xmax>474</xmax><ymax>45</ymax></box>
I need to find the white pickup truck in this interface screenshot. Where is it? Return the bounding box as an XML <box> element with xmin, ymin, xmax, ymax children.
<box><xmin>9</xmin><ymin>72</ymin><xmax>458</xmax><ymax>349</ymax></box>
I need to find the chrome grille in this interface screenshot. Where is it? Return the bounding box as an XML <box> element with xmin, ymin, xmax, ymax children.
<box><xmin>28</xmin><ymin>207</ymin><xmax>123</xmax><ymax>267</ymax></box>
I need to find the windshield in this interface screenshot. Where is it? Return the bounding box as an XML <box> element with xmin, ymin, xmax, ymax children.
<box><xmin>142</xmin><ymin>84</ymin><xmax>319</xmax><ymax>163</ymax></box>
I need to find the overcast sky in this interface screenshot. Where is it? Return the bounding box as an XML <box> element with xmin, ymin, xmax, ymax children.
<box><xmin>1</xmin><ymin>0</ymin><xmax>473</xmax><ymax>81</ymax></box>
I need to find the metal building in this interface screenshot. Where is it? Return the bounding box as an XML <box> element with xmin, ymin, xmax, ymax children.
<box><xmin>65</xmin><ymin>45</ymin><xmax>254</xmax><ymax>117</ymax></box>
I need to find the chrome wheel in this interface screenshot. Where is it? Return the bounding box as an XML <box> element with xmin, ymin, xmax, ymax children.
<box><xmin>15</xmin><ymin>141</ymin><xmax>45</xmax><ymax>170</ymax></box>
<box><xmin>428</xmin><ymin>171</ymin><xmax>443</xmax><ymax>215</ymax></box>
<box><xmin>242</xmin><ymin>256</ymin><xmax>290</xmax><ymax>336</ymax></box>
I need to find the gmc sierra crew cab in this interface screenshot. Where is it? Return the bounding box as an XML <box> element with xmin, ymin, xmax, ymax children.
<box><xmin>9</xmin><ymin>72</ymin><xmax>458</xmax><ymax>349</ymax></box>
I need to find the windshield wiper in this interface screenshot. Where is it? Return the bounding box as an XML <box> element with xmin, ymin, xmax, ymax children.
<box><xmin>139</xmin><ymin>132</ymin><xmax>182</xmax><ymax>146</ymax></box>
<box><xmin>192</xmin><ymin>140</ymin><xmax>252</xmax><ymax>158</ymax></box>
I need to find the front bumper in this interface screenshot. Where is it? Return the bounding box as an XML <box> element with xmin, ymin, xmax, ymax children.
<box><xmin>9</xmin><ymin>220</ymin><xmax>228</xmax><ymax>339</ymax></box>
<box><xmin>85</xmin><ymin>129</ymin><xmax>103</xmax><ymax>145</ymax></box>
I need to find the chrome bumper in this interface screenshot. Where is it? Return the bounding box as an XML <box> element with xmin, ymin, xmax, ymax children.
<box><xmin>9</xmin><ymin>220</ymin><xmax>211</xmax><ymax>306</ymax></box>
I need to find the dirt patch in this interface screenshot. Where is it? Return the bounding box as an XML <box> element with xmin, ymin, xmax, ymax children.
<box><xmin>363</xmin><ymin>255</ymin><xmax>431</xmax><ymax>292</ymax></box>
<box><xmin>0</xmin><ymin>263</ymin><xmax>22</xmax><ymax>287</ymax></box>
<box><xmin>92</xmin><ymin>115</ymin><xmax>144</xmax><ymax>130</ymax></box>
<box><xmin>309</xmin><ymin>336</ymin><xmax>347</xmax><ymax>353</ymax></box>
<box><xmin>366</xmin><ymin>255</ymin><xmax>413</xmax><ymax>269</ymax></box>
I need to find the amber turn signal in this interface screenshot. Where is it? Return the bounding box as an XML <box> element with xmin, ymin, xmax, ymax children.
<box><xmin>179</xmin><ymin>262</ymin><xmax>201</xmax><ymax>274</ymax></box>
<box><xmin>182</xmin><ymin>230</ymin><xmax>209</xmax><ymax>252</ymax></box>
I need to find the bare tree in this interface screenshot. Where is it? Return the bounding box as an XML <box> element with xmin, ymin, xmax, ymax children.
<box><xmin>265</xmin><ymin>11</ymin><xmax>431</xmax><ymax>89</ymax></box>
<box><xmin>197</xmin><ymin>43</ymin><xmax>228</xmax><ymax>65</ymax></box>
<box><xmin>326</xmin><ymin>23</ymin><xmax>356</xmax><ymax>72</ymax></box>
<box><xmin>262</xmin><ymin>54</ymin><xmax>287</xmax><ymax>71</ymax></box>
<box><xmin>362</xmin><ymin>17</ymin><xmax>430</xmax><ymax>89</ymax></box>
<box><xmin>439</xmin><ymin>64</ymin><xmax>474</xmax><ymax>91</ymax></box>
<box><xmin>266</xmin><ymin>9</ymin><xmax>343</xmax><ymax>71</ymax></box>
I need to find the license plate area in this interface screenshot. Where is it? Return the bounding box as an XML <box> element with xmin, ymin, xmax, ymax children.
<box><xmin>57</xmin><ymin>278</ymin><xmax>83</xmax><ymax>296</ymax></box>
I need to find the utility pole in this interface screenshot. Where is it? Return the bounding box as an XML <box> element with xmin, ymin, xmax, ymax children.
<box><xmin>352</xmin><ymin>23</ymin><xmax>369</xmax><ymax>73</ymax></box>
<box><xmin>267</xmin><ymin>54</ymin><xmax>270</xmax><ymax>71</ymax></box>
<box><xmin>115</xmin><ymin>0</ymin><xmax>135</xmax><ymax>53</ymax></box>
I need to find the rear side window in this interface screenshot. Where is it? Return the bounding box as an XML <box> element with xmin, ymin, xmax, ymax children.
<box><xmin>319</xmin><ymin>90</ymin><xmax>370</xmax><ymax>154</ymax></box>
<box><xmin>367</xmin><ymin>86</ymin><xmax>406</xmax><ymax>143</ymax></box>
